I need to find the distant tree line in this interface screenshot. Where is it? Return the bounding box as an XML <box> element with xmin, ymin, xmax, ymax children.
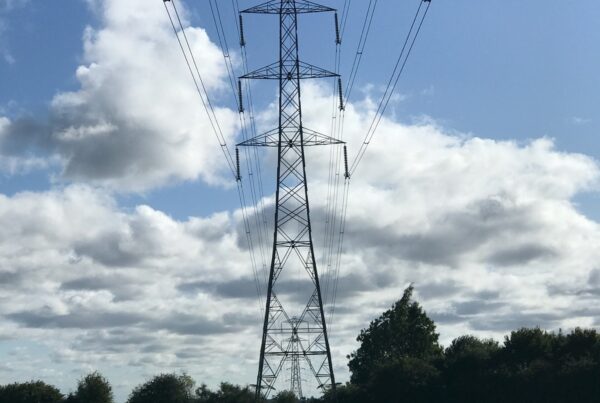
<box><xmin>2</xmin><ymin>286</ymin><xmax>599</xmax><ymax>403</ymax></box>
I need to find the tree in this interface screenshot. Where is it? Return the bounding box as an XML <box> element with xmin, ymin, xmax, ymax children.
<box><xmin>365</xmin><ymin>357</ymin><xmax>441</xmax><ymax>403</ymax></box>
<box><xmin>0</xmin><ymin>381</ymin><xmax>63</xmax><ymax>403</ymax></box>
<box><xmin>196</xmin><ymin>382</ymin><xmax>254</xmax><ymax>403</ymax></box>
<box><xmin>271</xmin><ymin>390</ymin><xmax>297</xmax><ymax>403</ymax></box>
<box><xmin>320</xmin><ymin>384</ymin><xmax>366</xmax><ymax>403</ymax></box>
<box><xmin>127</xmin><ymin>373</ymin><xmax>194</xmax><ymax>403</ymax></box>
<box><xmin>347</xmin><ymin>285</ymin><xmax>442</xmax><ymax>385</ymax></box>
<box><xmin>66</xmin><ymin>372</ymin><xmax>113</xmax><ymax>403</ymax></box>
<box><xmin>443</xmin><ymin>335</ymin><xmax>500</xmax><ymax>403</ymax></box>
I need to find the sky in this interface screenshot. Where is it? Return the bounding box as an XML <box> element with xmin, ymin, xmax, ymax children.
<box><xmin>0</xmin><ymin>0</ymin><xmax>599</xmax><ymax>401</ymax></box>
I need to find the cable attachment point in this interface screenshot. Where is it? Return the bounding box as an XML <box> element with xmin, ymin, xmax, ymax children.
<box><xmin>238</xmin><ymin>80</ymin><xmax>244</xmax><ymax>113</ymax></box>
<box><xmin>236</xmin><ymin>147</ymin><xmax>241</xmax><ymax>181</ymax></box>
<box><xmin>334</xmin><ymin>12</ymin><xmax>341</xmax><ymax>45</ymax></box>
<box><xmin>337</xmin><ymin>78</ymin><xmax>345</xmax><ymax>111</ymax></box>
<box><xmin>239</xmin><ymin>14</ymin><xmax>246</xmax><ymax>47</ymax></box>
<box><xmin>343</xmin><ymin>145</ymin><xmax>350</xmax><ymax>179</ymax></box>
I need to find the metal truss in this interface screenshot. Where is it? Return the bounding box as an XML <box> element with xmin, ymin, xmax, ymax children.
<box><xmin>238</xmin><ymin>127</ymin><xmax>343</xmax><ymax>148</ymax></box>
<box><xmin>238</xmin><ymin>0</ymin><xmax>339</xmax><ymax>400</ymax></box>
<box><xmin>242</xmin><ymin>61</ymin><xmax>338</xmax><ymax>80</ymax></box>
<box><xmin>243</xmin><ymin>0</ymin><xmax>335</xmax><ymax>15</ymax></box>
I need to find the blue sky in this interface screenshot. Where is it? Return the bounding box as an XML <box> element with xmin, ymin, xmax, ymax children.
<box><xmin>1</xmin><ymin>0</ymin><xmax>600</xmax><ymax>401</ymax></box>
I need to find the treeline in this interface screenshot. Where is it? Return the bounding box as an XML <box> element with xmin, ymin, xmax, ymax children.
<box><xmin>0</xmin><ymin>373</ymin><xmax>272</xmax><ymax>403</ymax></box>
<box><xmin>322</xmin><ymin>286</ymin><xmax>600</xmax><ymax>403</ymax></box>
<box><xmin>2</xmin><ymin>286</ymin><xmax>600</xmax><ymax>403</ymax></box>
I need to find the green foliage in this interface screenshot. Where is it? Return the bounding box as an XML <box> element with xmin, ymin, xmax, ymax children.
<box><xmin>196</xmin><ymin>382</ymin><xmax>254</xmax><ymax>403</ymax></box>
<box><xmin>66</xmin><ymin>372</ymin><xmax>113</xmax><ymax>403</ymax></box>
<box><xmin>271</xmin><ymin>390</ymin><xmax>298</xmax><ymax>403</ymax></box>
<box><xmin>0</xmin><ymin>381</ymin><xmax>63</xmax><ymax>403</ymax></box>
<box><xmin>126</xmin><ymin>373</ymin><xmax>194</xmax><ymax>403</ymax></box>
<box><xmin>443</xmin><ymin>335</ymin><xmax>501</xmax><ymax>403</ymax></box>
<box><xmin>339</xmin><ymin>288</ymin><xmax>600</xmax><ymax>403</ymax></box>
<box><xmin>365</xmin><ymin>357</ymin><xmax>441</xmax><ymax>403</ymax></box>
<box><xmin>347</xmin><ymin>285</ymin><xmax>442</xmax><ymax>385</ymax></box>
<box><xmin>321</xmin><ymin>383</ymin><xmax>365</xmax><ymax>403</ymax></box>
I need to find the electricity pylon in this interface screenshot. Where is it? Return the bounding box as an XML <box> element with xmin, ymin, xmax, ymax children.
<box><xmin>237</xmin><ymin>0</ymin><xmax>343</xmax><ymax>400</ymax></box>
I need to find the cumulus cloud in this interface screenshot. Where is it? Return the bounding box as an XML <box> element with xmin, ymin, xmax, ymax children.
<box><xmin>0</xmin><ymin>0</ymin><xmax>238</xmax><ymax>190</ymax></box>
<box><xmin>0</xmin><ymin>185</ymin><xmax>262</xmax><ymax>397</ymax></box>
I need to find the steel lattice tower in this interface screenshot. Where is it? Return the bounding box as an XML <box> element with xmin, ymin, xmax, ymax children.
<box><xmin>237</xmin><ymin>0</ymin><xmax>343</xmax><ymax>399</ymax></box>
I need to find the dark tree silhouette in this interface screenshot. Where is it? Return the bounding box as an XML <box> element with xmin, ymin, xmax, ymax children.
<box><xmin>271</xmin><ymin>390</ymin><xmax>298</xmax><ymax>403</ymax></box>
<box><xmin>347</xmin><ymin>285</ymin><xmax>442</xmax><ymax>385</ymax></box>
<box><xmin>65</xmin><ymin>372</ymin><xmax>113</xmax><ymax>403</ymax></box>
<box><xmin>321</xmin><ymin>383</ymin><xmax>366</xmax><ymax>403</ymax></box>
<box><xmin>443</xmin><ymin>335</ymin><xmax>500</xmax><ymax>403</ymax></box>
<box><xmin>0</xmin><ymin>381</ymin><xmax>63</xmax><ymax>403</ymax></box>
<box><xmin>196</xmin><ymin>382</ymin><xmax>254</xmax><ymax>403</ymax></box>
<box><xmin>366</xmin><ymin>356</ymin><xmax>441</xmax><ymax>403</ymax></box>
<box><xmin>126</xmin><ymin>373</ymin><xmax>194</xmax><ymax>403</ymax></box>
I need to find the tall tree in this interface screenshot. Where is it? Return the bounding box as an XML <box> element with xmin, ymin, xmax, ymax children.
<box><xmin>347</xmin><ymin>285</ymin><xmax>442</xmax><ymax>385</ymax></box>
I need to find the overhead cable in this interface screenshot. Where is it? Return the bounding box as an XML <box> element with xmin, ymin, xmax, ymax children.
<box><xmin>349</xmin><ymin>0</ymin><xmax>432</xmax><ymax>177</ymax></box>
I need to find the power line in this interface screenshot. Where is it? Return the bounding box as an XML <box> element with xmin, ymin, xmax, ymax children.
<box><xmin>163</xmin><ymin>0</ymin><xmax>266</xmax><ymax>315</ymax></box>
<box><xmin>344</xmin><ymin>0</ymin><xmax>378</xmax><ymax>103</ymax></box>
<box><xmin>163</xmin><ymin>0</ymin><xmax>237</xmax><ymax>179</ymax></box>
<box><xmin>207</xmin><ymin>0</ymin><xmax>270</xmax><ymax>284</ymax></box>
<box><xmin>349</xmin><ymin>0</ymin><xmax>432</xmax><ymax>176</ymax></box>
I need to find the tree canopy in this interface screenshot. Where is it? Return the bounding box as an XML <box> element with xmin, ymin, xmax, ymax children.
<box><xmin>126</xmin><ymin>374</ymin><xmax>194</xmax><ymax>403</ymax></box>
<box><xmin>0</xmin><ymin>380</ymin><xmax>64</xmax><ymax>403</ymax></box>
<box><xmin>347</xmin><ymin>285</ymin><xmax>442</xmax><ymax>385</ymax></box>
<box><xmin>66</xmin><ymin>372</ymin><xmax>114</xmax><ymax>403</ymax></box>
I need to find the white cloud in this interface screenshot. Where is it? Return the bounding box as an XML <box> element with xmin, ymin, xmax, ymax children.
<box><xmin>0</xmin><ymin>0</ymin><xmax>238</xmax><ymax>191</ymax></box>
<box><xmin>0</xmin><ymin>185</ymin><xmax>259</xmax><ymax>399</ymax></box>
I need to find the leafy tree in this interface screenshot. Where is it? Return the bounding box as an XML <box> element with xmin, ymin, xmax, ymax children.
<box><xmin>550</xmin><ymin>328</ymin><xmax>600</xmax><ymax>403</ymax></box>
<box><xmin>502</xmin><ymin>327</ymin><xmax>555</xmax><ymax>370</ymax></box>
<box><xmin>66</xmin><ymin>372</ymin><xmax>113</xmax><ymax>403</ymax></box>
<box><xmin>443</xmin><ymin>335</ymin><xmax>500</xmax><ymax>403</ymax></box>
<box><xmin>347</xmin><ymin>285</ymin><xmax>442</xmax><ymax>385</ymax></box>
<box><xmin>0</xmin><ymin>381</ymin><xmax>63</xmax><ymax>403</ymax></box>
<box><xmin>365</xmin><ymin>357</ymin><xmax>441</xmax><ymax>403</ymax></box>
<box><xmin>560</xmin><ymin>327</ymin><xmax>600</xmax><ymax>361</ymax></box>
<box><xmin>127</xmin><ymin>373</ymin><xmax>194</xmax><ymax>403</ymax></box>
